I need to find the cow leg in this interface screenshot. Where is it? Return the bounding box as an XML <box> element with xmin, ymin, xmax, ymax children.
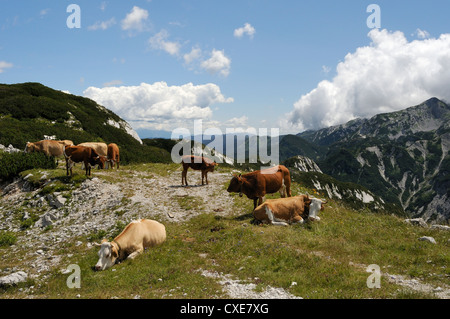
<box><xmin>292</xmin><ymin>216</ymin><xmax>305</xmax><ymax>224</ymax></box>
<box><xmin>182</xmin><ymin>168</ymin><xmax>188</xmax><ymax>185</ymax></box>
<box><xmin>265</xmin><ymin>206</ymin><xmax>289</xmax><ymax>226</ymax></box>
<box><xmin>253</xmin><ymin>198</ymin><xmax>258</xmax><ymax>210</ymax></box>
<box><xmin>127</xmin><ymin>248</ymin><xmax>143</xmax><ymax>260</ymax></box>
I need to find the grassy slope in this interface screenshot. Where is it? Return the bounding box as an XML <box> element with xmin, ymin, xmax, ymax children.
<box><xmin>1</xmin><ymin>163</ymin><xmax>449</xmax><ymax>299</ymax></box>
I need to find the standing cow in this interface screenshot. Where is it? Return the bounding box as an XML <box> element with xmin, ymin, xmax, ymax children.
<box><xmin>77</xmin><ymin>142</ymin><xmax>108</xmax><ymax>157</ymax></box>
<box><xmin>106</xmin><ymin>143</ymin><xmax>120</xmax><ymax>169</ymax></box>
<box><xmin>25</xmin><ymin>140</ymin><xmax>74</xmax><ymax>157</ymax></box>
<box><xmin>181</xmin><ymin>155</ymin><xmax>218</xmax><ymax>186</ymax></box>
<box><xmin>227</xmin><ymin>165</ymin><xmax>292</xmax><ymax>210</ymax></box>
<box><xmin>64</xmin><ymin>145</ymin><xmax>105</xmax><ymax>176</ymax></box>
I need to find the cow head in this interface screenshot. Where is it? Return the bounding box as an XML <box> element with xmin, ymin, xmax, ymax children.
<box><xmin>308</xmin><ymin>197</ymin><xmax>327</xmax><ymax>221</ymax></box>
<box><xmin>96</xmin><ymin>155</ymin><xmax>106</xmax><ymax>169</ymax></box>
<box><xmin>94</xmin><ymin>239</ymin><xmax>119</xmax><ymax>271</ymax></box>
<box><xmin>206</xmin><ymin>162</ymin><xmax>219</xmax><ymax>172</ymax></box>
<box><xmin>24</xmin><ymin>142</ymin><xmax>35</xmax><ymax>153</ymax></box>
<box><xmin>227</xmin><ymin>174</ymin><xmax>243</xmax><ymax>196</ymax></box>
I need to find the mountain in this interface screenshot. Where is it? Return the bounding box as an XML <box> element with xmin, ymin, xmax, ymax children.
<box><xmin>0</xmin><ymin>82</ymin><xmax>172</xmax><ymax>164</ymax></box>
<box><xmin>292</xmin><ymin>98</ymin><xmax>450</xmax><ymax>223</ymax></box>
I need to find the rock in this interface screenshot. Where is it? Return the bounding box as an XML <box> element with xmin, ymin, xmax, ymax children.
<box><xmin>47</xmin><ymin>194</ymin><xmax>67</xmax><ymax>209</ymax></box>
<box><xmin>430</xmin><ymin>225</ymin><xmax>450</xmax><ymax>231</ymax></box>
<box><xmin>36</xmin><ymin>211</ymin><xmax>58</xmax><ymax>228</ymax></box>
<box><xmin>418</xmin><ymin>236</ymin><xmax>437</xmax><ymax>244</ymax></box>
<box><xmin>405</xmin><ymin>218</ymin><xmax>428</xmax><ymax>228</ymax></box>
<box><xmin>0</xmin><ymin>271</ymin><xmax>28</xmax><ymax>287</ymax></box>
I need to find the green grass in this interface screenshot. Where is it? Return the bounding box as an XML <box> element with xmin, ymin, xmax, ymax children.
<box><xmin>1</xmin><ymin>163</ymin><xmax>448</xmax><ymax>299</ymax></box>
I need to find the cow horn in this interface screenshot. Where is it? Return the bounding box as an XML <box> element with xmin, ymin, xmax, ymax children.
<box><xmin>93</xmin><ymin>242</ymin><xmax>102</xmax><ymax>247</ymax></box>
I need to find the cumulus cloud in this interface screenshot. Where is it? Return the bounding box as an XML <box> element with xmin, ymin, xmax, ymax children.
<box><xmin>184</xmin><ymin>46</ymin><xmax>202</xmax><ymax>66</ymax></box>
<box><xmin>286</xmin><ymin>29</ymin><xmax>450</xmax><ymax>132</ymax></box>
<box><xmin>121</xmin><ymin>6</ymin><xmax>149</xmax><ymax>32</ymax></box>
<box><xmin>415</xmin><ymin>28</ymin><xmax>431</xmax><ymax>39</ymax></box>
<box><xmin>201</xmin><ymin>49</ymin><xmax>231</xmax><ymax>77</ymax></box>
<box><xmin>149</xmin><ymin>29</ymin><xmax>181</xmax><ymax>56</ymax></box>
<box><xmin>83</xmin><ymin>82</ymin><xmax>234</xmax><ymax>129</ymax></box>
<box><xmin>234</xmin><ymin>23</ymin><xmax>255</xmax><ymax>39</ymax></box>
<box><xmin>0</xmin><ymin>61</ymin><xmax>13</xmax><ymax>73</ymax></box>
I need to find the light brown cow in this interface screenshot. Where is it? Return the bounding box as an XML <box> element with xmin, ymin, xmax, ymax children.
<box><xmin>253</xmin><ymin>195</ymin><xmax>327</xmax><ymax>226</ymax></box>
<box><xmin>25</xmin><ymin>140</ymin><xmax>74</xmax><ymax>157</ymax></box>
<box><xmin>94</xmin><ymin>219</ymin><xmax>166</xmax><ymax>271</ymax></box>
<box><xmin>64</xmin><ymin>145</ymin><xmax>105</xmax><ymax>176</ymax></box>
<box><xmin>77</xmin><ymin>142</ymin><xmax>108</xmax><ymax>157</ymax></box>
<box><xmin>181</xmin><ymin>155</ymin><xmax>218</xmax><ymax>186</ymax></box>
<box><xmin>106</xmin><ymin>143</ymin><xmax>120</xmax><ymax>169</ymax></box>
<box><xmin>227</xmin><ymin>165</ymin><xmax>292</xmax><ymax>209</ymax></box>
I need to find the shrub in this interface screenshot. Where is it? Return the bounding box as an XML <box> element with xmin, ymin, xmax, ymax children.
<box><xmin>0</xmin><ymin>231</ymin><xmax>17</xmax><ymax>247</ymax></box>
<box><xmin>0</xmin><ymin>152</ymin><xmax>57</xmax><ymax>181</ymax></box>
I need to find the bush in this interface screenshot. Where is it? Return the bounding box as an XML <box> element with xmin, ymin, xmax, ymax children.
<box><xmin>0</xmin><ymin>231</ymin><xmax>17</xmax><ymax>247</ymax></box>
<box><xmin>0</xmin><ymin>152</ymin><xmax>57</xmax><ymax>181</ymax></box>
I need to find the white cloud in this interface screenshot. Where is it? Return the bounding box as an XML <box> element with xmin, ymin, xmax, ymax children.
<box><xmin>0</xmin><ymin>61</ymin><xmax>13</xmax><ymax>73</ymax></box>
<box><xmin>285</xmin><ymin>29</ymin><xmax>450</xmax><ymax>132</ymax></box>
<box><xmin>83</xmin><ymin>82</ymin><xmax>234</xmax><ymax>128</ymax></box>
<box><xmin>415</xmin><ymin>28</ymin><xmax>431</xmax><ymax>39</ymax></box>
<box><xmin>234</xmin><ymin>23</ymin><xmax>255</xmax><ymax>39</ymax></box>
<box><xmin>149</xmin><ymin>29</ymin><xmax>181</xmax><ymax>56</ymax></box>
<box><xmin>201</xmin><ymin>49</ymin><xmax>231</xmax><ymax>77</ymax></box>
<box><xmin>184</xmin><ymin>46</ymin><xmax>202</xmax><ymax>65</ymax></box>
<box><xmin>121</xmin><ymin>6</ymin><xmax>149</xmax><ymax>32</ymax></box>
<box><xmin>88</xmin><ymin>18</ymin><xmax>116</xmax><ymax>31</ymax></box>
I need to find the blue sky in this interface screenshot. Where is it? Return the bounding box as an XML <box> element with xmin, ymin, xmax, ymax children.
<box><xmin>1</xmin><ymin>1</ymin><xmax>450</xmax><ymax>137</ymax></box>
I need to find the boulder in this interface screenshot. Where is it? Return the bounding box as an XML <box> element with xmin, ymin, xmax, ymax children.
<box><xmin>405</xmin><ymin>218</ymin><xmax>428</xmax><ymax>228</ymax></box>
<box><xmin>418</xmin><ymin>236</ymin><xmax>437</xmax><ymax>244</ymax></box>
<box><xmin>0</xmin><ymin>271</ymin><xmax>28</xmax><ymax>287</ymax></box>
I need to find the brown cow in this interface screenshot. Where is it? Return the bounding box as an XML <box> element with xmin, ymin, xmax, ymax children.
<box><xmin>253</xmin><ymin>195</ymin><xmax>323</xmax><ymax>226</ymax></box>
<box><xmin>181</xmin><ymin>155</ymin><xmax>218</xmax><ymax>186</ymax></box>
<box><xmin>227</xmin><ymin>165</ymin><xmax>292</xmax><ymax>209</ymax></box>
<box><xmin>64</xmin><ymin>145</ymin><xmax>105</xmax><ymax>176</ymax></box>
<box><xmin>106</xmin><ymin>143</ymin><xmax>120</xmax><ymax>169</ymax></box>
<box><xmin>25</xmin><ymin>140</ymin><xmax>74</xmax><ymax>157</ymax></box>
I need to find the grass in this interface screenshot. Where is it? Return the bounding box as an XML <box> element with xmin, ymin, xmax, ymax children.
<box><xmin>1</xmin><ymin>162</ymin><xmax>449</xmax><ymax>299</ymax></box>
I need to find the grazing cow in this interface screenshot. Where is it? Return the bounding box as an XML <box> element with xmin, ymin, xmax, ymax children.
<box><xmin>25</xmin><ymin>139</ymin><xmax>73</xmax><ymax>157</ymax></box>
<box><xmin>106</xmin><ymin>143</ymin><xmax>120</xmax><ymax>169</ymax></box>
<box><xmin>77</xmin><ymin>142</ymin><xmax>108</xmax><ymax>157</ymax></box>
<box><xmin>181</xmin><ymin>155</ymin><xmax>218</xmax><ymax>186</ymax></box>
<box><xmin>94</xmin><ymin>219</ymin><xmax>166</xmax><ymax>271</ymax></box>
<box><xmin>253</xmin><ymin>195</ymin><xmax>327</xmax><ymax>226</ymax></box>
<box><xmin>227</xmin><ymin>165</ymin><xmax>292</xmax><ymax>209</ymax></box>
<box><xmin>64</xmin><ymin>145</ymin><xmax>105</xmax><ymax>176</ymax></box>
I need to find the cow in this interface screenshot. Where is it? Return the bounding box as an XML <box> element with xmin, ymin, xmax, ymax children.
<box><xmin>253</xmin><ymin>195</ymin><xmax>327</xmax><ymax>226</ymax></box>
<box><xmin>227</xmin><ymin>165</ymin><xmax>292</xmax><ymax>210</ymax></box>
<box><xmin>94</xmin><ymin>219</ymin><xmax>166</xmax><ymax>271</ymax></box>
<box><xmin>64</xmin><ymin>145</ymin><xmax>105</xmax><ymax>176</ymax></box>
<box><xmin>181</xmin><ymin>155</ymin><xmax>218</xmax><ymax>186</ymax></box>
<box><xmin>25</xmin><ymin>139</ymin><xmax>74</xmax><ymax>157</ymax></box>
<box><xmin>77</xmin><ymin>142</ymin><xmax>108</xmax><ymax>157</ymax></box>
<box><xmin>106</xmin><ymin>143</ymin><xmax>120</xmax><ymax>169</ymax></box>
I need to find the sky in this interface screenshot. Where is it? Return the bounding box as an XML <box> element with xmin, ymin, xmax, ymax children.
<box><xmin>1</xmin><ymin>0</ymin><xmax>450</xmax><ymax>138</ymax></box>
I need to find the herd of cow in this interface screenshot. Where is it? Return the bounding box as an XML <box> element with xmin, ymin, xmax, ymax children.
<box><xmin>24</xmin><ymin>139</ymin><xmax>120</xmax><ymax>176</ymax></box>
<box><xmin>23</xmin><ymin>140</ymin><xmax>326</xmax><ymax>271</ymax></box>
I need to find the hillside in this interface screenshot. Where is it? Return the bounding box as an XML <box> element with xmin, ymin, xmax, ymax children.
<box><xmin>0</xmin><ymin>82</ymin><xmax>171</xmax><ymax>165</ymax></box>
<box><xmin>289</xmin><ymin>98</ymin><xmax>450</xmax><ymax>223</ymax></box>
<box><xmin>0</xmin><ymin>162</ymin><xmax>449</xmax><ymax>299</ymax></box>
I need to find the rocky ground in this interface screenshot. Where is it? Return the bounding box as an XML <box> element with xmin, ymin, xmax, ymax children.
<box><xmin>0</xmin><ymin>165</ymin><xmax>449</xmax><ymax>299</ymax></box>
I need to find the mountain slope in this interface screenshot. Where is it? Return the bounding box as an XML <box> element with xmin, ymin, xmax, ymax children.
<box><xmin>0</xmin><ymin>82</ymin><xmax>171</xmax><ymax>164</ymax></box>
<box><xmin>295</xmin><ymin>98</ymin><xmax>450</xmax><ymax>223</ymax></box>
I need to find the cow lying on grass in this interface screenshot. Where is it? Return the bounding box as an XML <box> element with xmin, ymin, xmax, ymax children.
<box><xmin>253</xmin><ymin>195</ymin><xmax>327</xmax><ymax>226</ymax></box>
<box><xmin>94</xmin><ymin>219</ymin><xmax>166</xmax><ymax>271</ymax></box>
